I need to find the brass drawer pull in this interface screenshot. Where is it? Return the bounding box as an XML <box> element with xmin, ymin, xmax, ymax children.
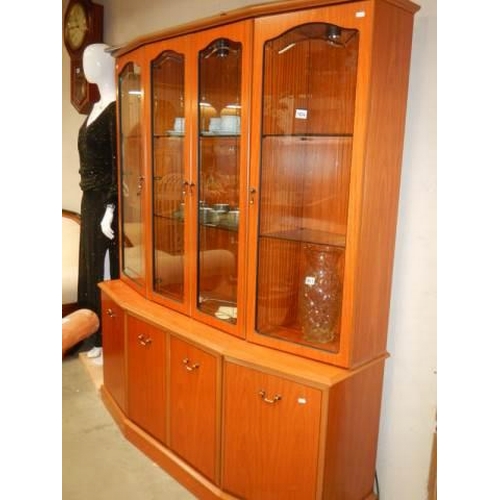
<box><xmin>183</xmin><ymin>358</ymin><xmax>200</xmax><ymax>372</ymax></box>
<box><xmin>138</xmin><ymin>334</ymin><xmax>152</xmax><ymax>346</ymax></box>
<box><xmin>258</xmin><ymin>390</ymin><xmax>282</xmax><ymax>404</ymax></box>
<box><xmin>106</xmin><ymin>308</ymin><xmax>116</xmax><ymax>317</ymax></box>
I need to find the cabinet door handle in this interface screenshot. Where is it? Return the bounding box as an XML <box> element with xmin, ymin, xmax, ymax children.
<box><xmin>137</xmin><ymin>176</ymin><xmax>145</xmax><ymax>196</ymax></box>
<box><xmin>258</xmin><ymin>389</ymin><xmax>282</xmax><ymax>404</ymax></box>
<box><xmin>183</xmin><ymin>357</ymin><xmax>200</xmax><ymax>372</ymax></box>
<box><xmin>249</xmin><ymin>187</ymin><xmax>257</xmax><ymax>205</ymax></box>
<box><xmin>138</xmin><ymin>334</ymin><xmax>152</xmax><ymax>346</ymax></box>
<box><xmin>106</xmin><ymin>308</ymin><xmax>116</xmax><ymax>318</ymax></box>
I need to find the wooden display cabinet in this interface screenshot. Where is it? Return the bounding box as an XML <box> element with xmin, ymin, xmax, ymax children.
<box><xmin>99</xmin><ymin>1</ymin><xmax>420</xmax><ymax>498</ymax></box>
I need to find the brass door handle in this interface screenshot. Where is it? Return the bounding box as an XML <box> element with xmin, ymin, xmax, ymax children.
<box><xmin>138</xmin><ymin>334</ymin><xmax>152</xmax><ymax>346</ymax></box>
<box><xmin>183</xmin><ymin>358</ymin><xmax>200</xmax><ymax>372</ymax></box>
<box><xmin>258</xmin><ymin>389</ymin><xmax>282</xmax><ymax>404</ymax></box>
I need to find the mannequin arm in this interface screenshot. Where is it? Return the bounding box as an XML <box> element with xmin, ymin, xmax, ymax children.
<box><xmin>101</xmin><ymin>204</ymin><xmax>115</xmax><ymax>239</ymax></box>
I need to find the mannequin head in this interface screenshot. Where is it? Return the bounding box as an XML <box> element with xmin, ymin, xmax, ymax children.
<box><xmin>83</xmin><ymin>43</ymin><xmax>115</xmax><ymax>88</ymax></box>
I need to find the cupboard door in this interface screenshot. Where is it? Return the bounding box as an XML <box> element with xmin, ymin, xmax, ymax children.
<box><xmin>169</xmin><ymin>336</ymin><xmax>219</xmax><ymax>483</ymax></box>
<box><xmin>222</xmin><ymin>362</ymin><xmax>322</xmax><ymax>500</ymax></box>
<box><xmin>117</xmin><ymin>50</ymin><xmax>147</xmax><ymax>292</ymax></box>
<box><xmin>127</xmin><ymin>315</ymin><xmax>167</xmax><ymax>444</ymax></box>
<box><xmin>149</xmin><ymin>37</ymin><xmax>192</xmax><ymax>314</ymax></box>
<box><xmin>101</xmin><ymin>293</ymin><xmax>126</xmax><ymax>411</ymax></box>
<box><xmin>247</xmin><ymin>5</ymin><xmax>370</xmax><ymax>366</ymax></box>
<box><xmin>191</xmin><ymin>21</ymin><xmax>252</xmax><ymax>337</ymax></box>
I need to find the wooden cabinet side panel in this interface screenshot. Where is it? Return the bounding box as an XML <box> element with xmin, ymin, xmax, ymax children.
<box><xmin>169</xmin><ymin>336</ymin><xmax>219</xmax><ymax>483</ymax></box>
<box><xmin>101</xmin><ymin>292</ymin><xmax>126</xmax><ymax>411</ymax></box>
<box><xmin>322</xmin><ymin>360</ymin><xmax>385</xmax><ymax>499</ymax></box>
<box><xmin>350</xmin><ymin>1</ymin><xmax>417</xmax><ymax>365</ymax></box>
<box><xmin>127</xmin><ymin>315</ymin><xmax>167</xmax><ymax>444</ymax></box>
<box><xmin>222</xmin><ymin>362</ymin><xmax>322</xmax><ymax>500</ymax></box>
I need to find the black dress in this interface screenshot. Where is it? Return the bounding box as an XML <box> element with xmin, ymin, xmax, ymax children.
<box><xmin>77</xmin><ymin>101</ymin><xmax>119</xmax><ymax>349</ymax></box>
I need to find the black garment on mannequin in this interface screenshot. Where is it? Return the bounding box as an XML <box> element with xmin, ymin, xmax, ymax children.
<box><xmin>77</xmin><ymin>102</ymin><xmax>119</xmax><ymax>349</ymax></box>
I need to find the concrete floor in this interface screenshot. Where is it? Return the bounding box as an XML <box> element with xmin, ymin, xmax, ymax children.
<box><xmin>62</xmin><ymin>354</ymin><xmax>196</xmax><ymax>499</ymax></box>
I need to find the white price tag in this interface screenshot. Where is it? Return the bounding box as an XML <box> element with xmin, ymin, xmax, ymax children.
<box><xmin>295</xmin><ymin>108</ymin><xmax>308</xmax><ymax>119</ymax></box>
<box><xmin>305</xmin><ymin>276</ymin><xmax>315</xmax><ymax>286</ymax></box>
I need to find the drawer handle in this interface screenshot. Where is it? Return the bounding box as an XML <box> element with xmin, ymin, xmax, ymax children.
<box><xmin>138</xmin><ymin>334</ymin><xmax>152</xmax><ymax>346</ymax></box>
<box><xmin>106</xmin><ymin>308</ymin><xmax>116</xmax><ymax>317</ymax></box>
<box><xmin>258</xmin><ymin>389</ymin><xmax>282</xmax><ymax>404</ymax></box>
<box><xmin>183</xmin><ymin>358</ymin><xmax>200</xmax><ymax>372</ymax></box>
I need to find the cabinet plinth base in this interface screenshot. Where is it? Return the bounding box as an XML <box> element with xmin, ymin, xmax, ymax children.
<box><xmin>101</xmin><ymin>379</ymin><xmax>379</xmax><ymax>500</ymax></box>
<box><xmin>100</xmin><ymin>386</ymin><xmax>237</xmax><ymax>500</ymax></box>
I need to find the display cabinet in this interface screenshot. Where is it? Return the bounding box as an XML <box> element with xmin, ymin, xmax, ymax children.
<box><xmin>99</xmin><ymin>1</ymin><xmax>420</xmax><ymax>498</ymax></box>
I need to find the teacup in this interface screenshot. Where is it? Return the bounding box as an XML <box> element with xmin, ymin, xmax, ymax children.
<box><xmin>221</xmin><ymin>115</ymin><xmax>240</xmax><ymax>133</ymax></box>
<box><xmin>209</xmin><ymin>117</ymin><xmax>222</xmax><ymax>132</ymax></box>
<box><xmin>173</xmin><ymin>117</ymin><xmax>185</xmax><ymax>132</ymax></box>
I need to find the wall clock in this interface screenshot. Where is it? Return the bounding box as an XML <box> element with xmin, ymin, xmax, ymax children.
<box><xmin>63</xmin><ymin>0</ymin><xmax>104</xmax><ymax>114</ymax></box>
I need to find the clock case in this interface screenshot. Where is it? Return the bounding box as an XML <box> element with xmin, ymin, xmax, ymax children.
<box><xmin>63</xmin><ymin>0</ymin><xmax>104</xmax><ymax>115</ymax></box>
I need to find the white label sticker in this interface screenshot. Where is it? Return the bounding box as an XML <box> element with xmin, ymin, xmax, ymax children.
<box><xmin>295</xmin><ymin>108</ymin><xmax>308</xmax><ymax>119</ymax></box>
<box><xmin>298</xmin><ymin>397</ymin><xmax>307</xmax><ymax>405</ymax></box>
<box><xmin>355</xmin><ymin>10</ymin><xmax>366</xmax><ymax>17</ymax></box>
<box><xmin>305</xmin><ymin>276</ymin><xmax>315</xmax><ymax>286</ymax></box>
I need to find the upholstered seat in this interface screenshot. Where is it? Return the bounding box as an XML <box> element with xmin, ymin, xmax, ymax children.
<box><xmin>62</xmin><ymin>209</ymin><xmax>81</xmax><ymax>316</ymax></box>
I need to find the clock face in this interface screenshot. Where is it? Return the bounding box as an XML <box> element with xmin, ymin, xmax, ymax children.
<box><xmin>64</xmin><ymin>2</ymin><xmax>89</xmax><ymax>51</ymax></box>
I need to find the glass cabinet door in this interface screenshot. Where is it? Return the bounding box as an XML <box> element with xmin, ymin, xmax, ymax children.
<box><xmin>255</xmin><ymin>23</ymin><xmax>359</xmax><ymax>353</ymax></box>
<box><xmin>151</xmin><ymin>50</ymin><xmax>187</xmax><ymax>305</ymax></box>
<box><xmin>196</xmin><ymin>37</ymin><xmax>243</xmax><ymax>326</ymax></box>
<box><xmin>118</xmin><ymin>61</ymin><xmax>146</xmax><ymax>287</ymax></box>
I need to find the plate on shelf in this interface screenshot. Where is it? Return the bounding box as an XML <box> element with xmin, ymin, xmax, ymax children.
<box><xmin>218</xmin><ymin>130</ymin><xmax>240</xmax><ymax>136</ymax></box>
<box><xmin>166</xmin><ymin>130</ymin><xmax>185</xmax><ymax>137</ymax></box>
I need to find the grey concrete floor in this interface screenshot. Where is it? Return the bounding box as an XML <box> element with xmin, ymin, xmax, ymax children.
<box><xmin>62</xmin><ymin>355</ymin><xmax>196</xmax><ymax>499</ymax></box>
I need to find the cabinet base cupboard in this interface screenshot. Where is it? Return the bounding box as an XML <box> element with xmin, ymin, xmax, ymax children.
<box><xmin>99</xmin><ymin>0</ymin><xmax>420</xmax><ymax>499</ymax></box>
<box><xmin>100</xmin><ymin>280</ymin><xmax>385</xmax><ymax>500</ymax></box>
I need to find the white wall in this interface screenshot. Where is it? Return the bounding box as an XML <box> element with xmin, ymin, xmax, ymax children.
<box><xmin>62</xmin><ymin>1</ymin><xmax>437</xmax><ymax>498</ymax></box>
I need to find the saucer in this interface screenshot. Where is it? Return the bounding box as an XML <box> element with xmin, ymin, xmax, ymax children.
<box><xmin>167</xmin><ymin>130</ymin><xmax>185</xmax><ymax>137</ymax></box>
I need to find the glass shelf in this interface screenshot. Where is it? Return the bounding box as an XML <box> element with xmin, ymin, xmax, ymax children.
<box><xmin>201</xmin><ymin>221</ymin><xmax>239</xmax><ymax>232</ymax></box>
<box><xmin>260</xmin><ymin>229</ymin><xmax>346</xmax><ymax>248</ymax></box>
<box><xmin>262</xmin><ymin>133</ymin><xmax>353</xmax><ymax>138</ymax></box>
<box><xmin>200</xmin><ymin>132</ymin><xmax>241</xmax><ymax>138</ymax></box>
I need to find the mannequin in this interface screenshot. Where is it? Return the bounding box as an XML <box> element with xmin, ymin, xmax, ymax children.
<box><xmin>76</xmin><ymin>43</ymin><xmax>119</xmax><ymax>362</ymax></box>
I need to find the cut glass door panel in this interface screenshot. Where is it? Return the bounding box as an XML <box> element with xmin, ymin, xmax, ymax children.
<box><xmin>197</xmin><ymin>38</ymin><xmax>242</xmax><ymax>325</ymax></box>
<box><xmin>255</xmin><ymin>23</ymin><xmax>358</xmax><ymax>353</ymax></box>
<box><xmin>119</xmin><ymin>62</ymin><xmax>145</xmax><ymax>286</ymax></box>
<box><xmin>151</xmin><ymin>50</ymin><xmax>186</xmax><ymax>304</ymax></box>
